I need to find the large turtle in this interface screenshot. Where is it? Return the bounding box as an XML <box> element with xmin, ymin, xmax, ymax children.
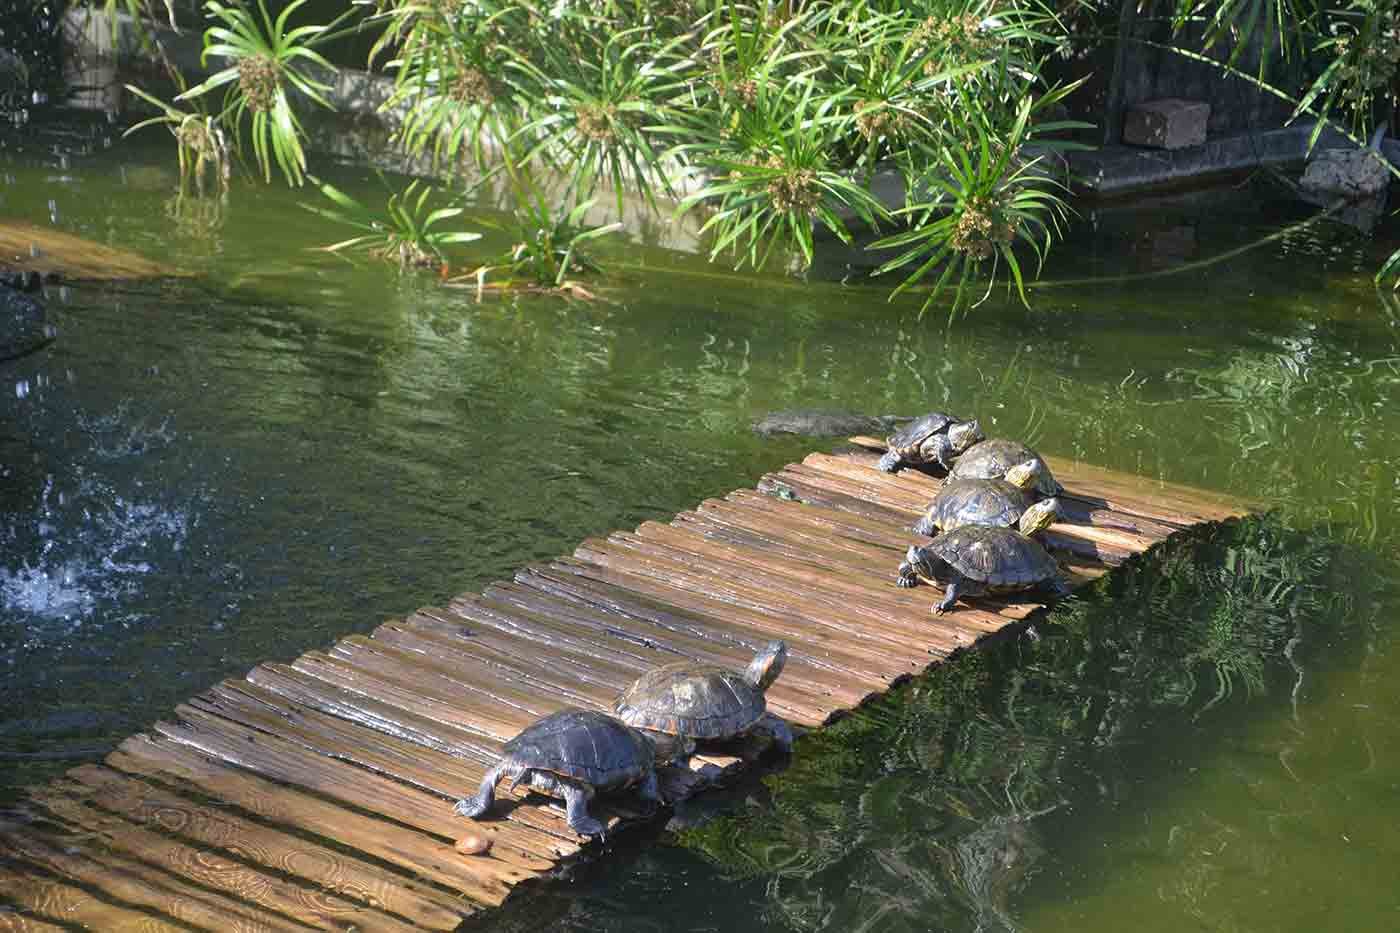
<box><xmin>948</xmin><ymin>438</ymin><xmax>1062</xmax><ymax>497</ymax></box>
<box><xmin>913</xmin><ymin>467</ymin><xmax>1061</xmax><ymax>537</ymax></box>
<box><xmin>614</xmin><ymin>641</ymin><xmax>794</xmax><ymax>754</ymax></box>
<box><xmin>454</xmin><ymin>707</ymin><xmax>663</xmax><ymax>837</ymax></box>
<box><xmin>877</xmin><ymin>412</ymin><xmax>984</xmax><ymax>473</ymax></box>
<box><xmin>895</xmin><ymin>510</ymin><xmax>1068</xmax><ymax>614</ymax></box>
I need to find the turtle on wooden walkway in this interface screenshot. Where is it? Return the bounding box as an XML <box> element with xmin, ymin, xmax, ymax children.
<box><xmin>454</xmin><ymin>708</ymin><xmax>663</xmax><ymax>838</ymax></box>
<box><xmin>614</xmin><ymin>641</ymin><xmax>794</xmax><ymax>755</ymax></box>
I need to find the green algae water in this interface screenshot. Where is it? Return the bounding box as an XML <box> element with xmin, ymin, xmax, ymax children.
<box><xmin>3</xmin><ymin>110</ymin><xmax>1400</xmax><ymax>931</ymax></box>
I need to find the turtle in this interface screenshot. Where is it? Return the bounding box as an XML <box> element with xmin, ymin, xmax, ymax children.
<box><xmin>895</xmin><ymin>511</ymin><xmax>1068</xmax><ymax>614</ymax></box>
<box><xmin>948</xmin><ymin>438</ymin><xmax>1062</xmax><ymax>498</ymax></box>
<box><xmin>614</xmin><ymin>641</ymin><xmax>795</xmax><ymax>755</ymax></box>
<box><xmin>877</xmin><ymin>412</ymin><xmax>984</xmax><ymax>473</ymax></box>
<box><xmin>454</xmin><ymin>707</ymin><xmax>664</xmax><ymax>838</ymax></box>
<box><xmin>913</xmin><ymin>465</ymin><xmax>1062</xmax><ymax>537</ymax></box>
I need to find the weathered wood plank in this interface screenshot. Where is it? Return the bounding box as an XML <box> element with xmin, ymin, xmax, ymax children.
<box><xmin>189</xmin><ymin>681</ymin><xmax>567</xmax><ymax>867</ymax></box>
<box><xmin>153</xmin><ymin>702</ymin><xmax>559</xmax><ymax>883</ymax></box>
<box><xmin>4</xmin><ymin>824</ymin><xmax>303</xmax><ymax>933</ymax></box>
<box><xmin>515</xmin><ymin>567</ymin><xmax>879</xmax><ymax>703</ymax></box>
<box><xmin>0</xmin><ymin>860</ymin><xmax>188</xmax><ymax>932</ymax></box>
<box><xmin>107</xmin><ymin>735</ymin><xmax>501</xmax><ymax>901</ymax></box>
<box><xmin>35</xmin><ymin>788</ymin><xmax>420</xmax><ymax>933</ymax></box>
<box><xmin>59</xmin><ymin>764</ymin><xmax>471</xmax><ymax>931</ymax></box>
<box><xmin>0</xmin><ymin>907</ymin><xmax>69</xmax><ymax>933</ymax></box>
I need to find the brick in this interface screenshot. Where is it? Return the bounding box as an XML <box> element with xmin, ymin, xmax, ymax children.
<box><xmin>1122</xmin><ymin>98</ymin><xmax>1210</xmax><ymax>150</ymax></box>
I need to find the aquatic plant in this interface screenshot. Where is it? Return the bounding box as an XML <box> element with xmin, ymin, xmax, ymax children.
<box><xmin>303</xmin><ymin>175</ymin><xmax>481</xmax><ymax>268</ymax></box>
<box><xmin>871</xmin><ymin>91</ymin><xmax>1078</xmax><ymax>318</ymax></box>
<box><xmin>177</xmin><ymin>0</ymin><xmax>347</xmax><ymax>185</ymax></box>
<box><xmin>123</xmin><ymin>84</ymin><xmax>232</xmax><ymax>195</ymax></box>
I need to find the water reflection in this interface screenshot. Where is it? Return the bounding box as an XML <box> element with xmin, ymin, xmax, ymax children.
<box><xmin>529</xmin><ymin>517</ymin><xmax>1391</xmax><ymax>933</ymax></box>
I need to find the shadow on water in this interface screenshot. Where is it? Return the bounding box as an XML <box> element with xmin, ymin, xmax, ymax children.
<box><xmin>473</xmin><ymin>515</ymin><xmax>1395</xmax><ymax>932</ymax></box>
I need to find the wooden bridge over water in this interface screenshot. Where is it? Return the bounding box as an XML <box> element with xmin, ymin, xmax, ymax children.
<box><xmin>0</xmin><ymin>441</ymin><xmax>1248</xmax><ymax>931</ymax></box>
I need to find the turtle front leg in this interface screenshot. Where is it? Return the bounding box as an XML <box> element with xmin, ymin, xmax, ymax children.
<box><xmin>559</xmin><ymin>780</ymin><xmax>606</xmax><ymax>838</ymax></box>
<box><xmin>911</xmin><ymin>515</ymin><xmax>938</xmax><ymax>537</ymax></box>
<box><xmin>933</xmin><ymin>581</ymin><xmax>961</xmax><ymax>615</ymax></box>
<box><xmin>757</xmin><ymin>713</ymin><xmax>796</xmax><ymax>754</ymax></box>
<box><xmin>896</xmin><ymin>559</ymin><xmax>920</xmax><ymax>588</ymax></box>
<box><xmin>876</xmin><ymin>450</ymin><xmax>903</xmax><ymax>473</ymax></box>
<box><xmin>454</xmin><ymin>760</ymin><xmax>508</xmax><ymax>818</ymax></box>
<box><xmin>636</xmin><ymin>771</ymin><xmax>664</xmax><ymax>814</ymax></box>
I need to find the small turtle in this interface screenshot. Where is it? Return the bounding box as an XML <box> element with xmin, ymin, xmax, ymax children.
<box><xmin>614</xmin><ymin>641</ymin><xmax>794</xmax><ymax>754</ymax></box>
<box><xmin>913</xmin><ymin>464</ymin><xmax>1062</xmax><ymax>537</ymax></box>
<box><xmin>948</xmin><ymin>438</ymin><xmax>1061</xmax><ymax>498</ymax></box>
<box><xmin>877</xmin><ymin>412</ymin><xmax>984</xmax><ymax>473</ymax></box>
<box><xmin>895</xmin><ymin>511</ymin><xmax>1067</xmax><ymax>614</ymax></box>
<box><xmin>454</xmin><ymin>708</ymin><xmax>663</xmax><ymax>838</ymax></box>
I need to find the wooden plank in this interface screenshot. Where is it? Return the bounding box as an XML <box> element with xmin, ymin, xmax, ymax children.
<box><xmin>3</xmin><ymin>824</ymin><xmax>303</xmax><ymax>932</ymax></box>
<box><xmin>0</xmin><ymin>906</ymin><xmax>68</xmax><ymax>933</ymax></box>
<box><xmin>247</xmin><ymin>661</ymin><xmax>500</xmax><ymax>766</ymax></box>
<box><xmin>154</xmin><ymin>700</ymin><xmax>565</xmax><ymax>875</ymax></box>
<box><xmin>578</xmin><ymin>532</ymin><xmax>999</xmax><ymax>645</ymax></box>
<box><xmin>107</xmin><ymin>735</ymin><xmax>503</xmax><ymax>902</ymax></box>
<box><xmin>514</xmin><ymin>567</ymin><xmax>880</xmax><ymax>703</ymax></box>
<box><xmin>542</xmin><ymin>556</ymin><xmax>918</xmax><ymax>685</ymax></box>
<box><xmin>492</xmin><ymin>573</ymin><xmax>849</xmax><ymax>712</ymax></box>
<box><xmin>0</xmin><ymin>860</ymin><xmax>188</xmax><ymax>932</ymax></box>
<box><xmin>34</xmin><ymin>788</ymin><xmax>421</xmax><ymax>933</ymax></box>
<box><xmin>291</xmin><ymin>650</ymin><xmax>531</xmax><ymax>745</ymax></box>
<box><xmin>369</xmin><ymin>622</ymin><xmax>617</xmax><ymax>709</ymax></box>
<box><xmin>189</xmin><ymin>680</ymin><xmax>569</xmax><ymax>867</ymax></box>
<box><xmin>59</xmin><ymin>764</ymin><xmax>471</xmax><ymax>931</ymax></box>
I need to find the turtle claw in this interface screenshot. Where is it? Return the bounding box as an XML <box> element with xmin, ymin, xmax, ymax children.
<box><xmin>876</xmin><ymin>450</ymin><xmax>902</xmax><ymax>473</ymax></box>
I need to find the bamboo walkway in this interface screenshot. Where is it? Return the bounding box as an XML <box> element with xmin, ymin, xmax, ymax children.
<box><xmin>0</xmin><ymin>442</ymin><xmax>1250</xmax><ymax>931</ymax></box>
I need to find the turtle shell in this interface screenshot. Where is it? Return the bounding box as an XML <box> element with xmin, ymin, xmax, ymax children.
<box><xmin>615</xmin><ymin>662</ymin><xmax>766</xmax><ymax>740</ymax></box>
<box><xmin>503</xmin><ymin>708</ymin><xmax>653</xmax><ymax>789</ymax></box>
<box><xmin>884</xmin><ymin>412</ymin><xmax>958</xmax><ymax>457</ymax></box>
<box><xmin>949</xmin><ymin>439</ymin><xmax>1060</xmax><ymax>497</ymax></box>
<box><xmin>928</xmin><ymin>477</ymin><xmax>1035</xmax><ymax>532</ymax></box>
<box><xmin>927</xmin><ymin>525</ymin><xmax>1058</xmax><ymax>589</ymax></box>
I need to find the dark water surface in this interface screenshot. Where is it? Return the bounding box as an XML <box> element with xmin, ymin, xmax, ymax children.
<box><xmin>3</xmin><ymin>111</ymin><xmax>1400</xmax><ymax>931</ymax></box>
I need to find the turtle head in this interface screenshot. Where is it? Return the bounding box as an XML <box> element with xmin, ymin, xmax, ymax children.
<box><xmin>946</xmin><ymin>419</ymin><xmax>984</xmax><ymax>455</ymax></box>
<box><xmin>1003</xmin><ymin>458</ymin><xmax>1045</xmax><ymax>490</ymax></box>
<box><xmin>1018</xmin><ymin>497</ymin><xmax>1060</xmax><ymax>536</ymax></box>
<box><xmin>746</xmin><ymin>640</ymin><xmax>788</xmax><ymax>692</ymax></box>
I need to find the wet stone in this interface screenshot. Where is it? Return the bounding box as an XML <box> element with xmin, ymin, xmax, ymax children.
<box><xmin>1122</xmin><ymin>99</ymin><xmax>1210</xmax><ymax>150</ymax></box>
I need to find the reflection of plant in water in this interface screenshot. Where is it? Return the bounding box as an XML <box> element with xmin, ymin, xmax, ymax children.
<box><xmin>678</xmin><ymin>516</ymin><xmax>1385</xmax><ymax>932</ymax></box>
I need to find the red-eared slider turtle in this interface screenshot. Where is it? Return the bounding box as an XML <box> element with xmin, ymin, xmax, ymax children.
<box><xmin>913</xmin><ymin>467</ymin><xmax>1062</xmax><ymax>537</ymax></box>
<box><xmin>895</xmin><ymin>516</ymin><xmax>1067</xmax><ymax>614</ymax></box>
<box><xmin>948</xmin><ymin>438</ymin><xmax>1062</xmax><ymax>497</ymax></box>
<box><xmin>614</xmin><ymin>641</ymin><xmax>794</xmax><ymax>754</ymax></box>
<box><xmin>877</xmin><ymin>412</ymin><xmax>984</xmax><ymax>473</ymax></box>
<box><xmin>454</xmin><ymin>707</ymin><xmax>663</xmax><ymax>838</ymax></box>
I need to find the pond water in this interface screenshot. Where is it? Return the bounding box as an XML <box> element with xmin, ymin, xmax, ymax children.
<box><xmin>3</xmin><ymin>109</ymin><xmax>1399</xmax><ymax>931</ymax></box>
